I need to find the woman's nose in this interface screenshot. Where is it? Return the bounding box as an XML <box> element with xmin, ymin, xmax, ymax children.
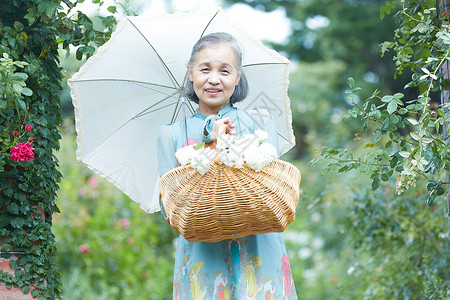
<box><xmin>208</xmin><ymin>72</ymin><xmax>220</xmax><ymax>84</ymax></box>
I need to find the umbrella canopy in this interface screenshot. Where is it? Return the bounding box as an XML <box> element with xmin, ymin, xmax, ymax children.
<box><xmin>68</xmin><ymin>8</ymin><xmax>295</xmax><ymax>213</ymax></box>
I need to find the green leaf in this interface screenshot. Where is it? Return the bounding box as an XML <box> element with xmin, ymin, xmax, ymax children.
<box><xmin>14</xmin><ymin>268</ymin><xmax>24</xmax><ymax>277</ymax></box>
<box><xmin>371</xmin><ymin>177</ymin><xmax>380</xmax><ymax>190</ymax></box>
<box><xmin>13</xmin><ymin>21</ymin><xmax>24</xmax><ymax>31</ymax></box>
<box><xmin>21</xmin><ymin>285</ymin><xmax>30</xmax><ymax>294</ymax></box>
<box><xmin>338</xmin><ymin>165</ymin><xmax>349</xmax><ymax>173</ymax></box>
<box><xmin>426</xmin><ymin>182</ymin><xmax>436</xmax><ymax>191</ymax></box>
<box><xmin>17</xmin><ymin>99</ymin><xmax>26</xmax><ymax>110</ymax></box>
<box><xmin>407</xmin><ymin>118</ymin><xmax>419</xmax><ymax>125</ymax></box>
<box><xmin>75</xmin><ymin>47</ymin><xmax>83</xmax><ymax>60</ymax></box>
<box><xmin>194</xmin><ymin>142</ymin><xmax>205</xmax><ymax>150</ymax></box>
<box><xmin>21</xmin><ymin>87</ymin><xmax>32</xmax><ymax>96</ymax></box>
<box><xmin>421</xmin><ymin>137</ymin><xmax>433</xmax><ymax>144</ymax></box>
<box><xmin>347</xmin><ymin>77</ymin><xmax>355</xmax><ymax>89</ymax></box>
<box><xmin>8</xmin><ymin>203</ymin><xmax>19</xmax><ymax>214</ymax></box>
<box><xmin>387</xmin><ymin>101</ymin><xmax>397</xmax><ymax>114</ymax></box>
<box><xmin>399</xmin><ymin>151</ymin><xmax>410</xmax><ymax>158</ymax></box>
<box><xmin>410</xmin><ymin>132</ymin><xmax>420</xmax><ymax>140</ymax></box>
<box><xmin>381</xmin><ymin>95</ymin><xmax>393</xmax><ymax>103</ymax></box>
<box><xmin>0</xmin><ymin>99</ymin><xmax>7</xmax><ymax>109</ymax></box>
<box><xmin>37</xmin><ymin>2</ymin><xmax>63</xmax><ymax>18</ymax></box>
<box><xmin>31</xmin><ymin>290</ymin><xmax>39</xmax><ymax>297</ymax></box>
<box><xmin>9</xmin><ymin>260</ymin><xmax>17</xmax><ymax>269</ymax></box>
<box><xmin>107</xmin><ymin>6</ymin><xmax>117</xmax><ymax>13</ymax></box>
<box><xmin>13</xmin><ymin>83</ymin><xmax>23</xmax><ymax>94</ymax></box>
<box><xmin>441</xmin><ymin>79</ymin><xmax>450</xmax><ymax>90</ymax></box>
<box><xmin>380</xmin><ymin>6</ymin><xmax>386</xmax><ymax>20</ymax></box>
<box><xmin>393</xmin><ymin>93</ymin><xmax>404</xmax><ymax>103</ymax></box>
<box><xmin>373</xmin><ymin>132</ymin><xmax>381</xmax><ymax>143</ymax></box>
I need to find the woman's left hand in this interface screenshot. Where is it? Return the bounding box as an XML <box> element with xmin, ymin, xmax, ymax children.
<box><xmin>210</xmin><ymin>117</ymin><xmax>235</xmax><ymax>142</ymax></box>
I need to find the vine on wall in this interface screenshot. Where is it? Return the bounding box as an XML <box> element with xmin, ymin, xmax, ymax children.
<box><xmin>0</xmin><ymin>0</ymin><xmax>116</xmax><ymax>298</ymax></box>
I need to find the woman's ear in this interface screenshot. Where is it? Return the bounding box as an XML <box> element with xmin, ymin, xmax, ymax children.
<box><xmin>235</xmin><ymin>69</ymin><xmax>242</xmax><ymax>86</ymax></box>
<box><xmin>187</xmin><ymin>66</ymin><xmax>193</xmax><ymax>81</ymax></box>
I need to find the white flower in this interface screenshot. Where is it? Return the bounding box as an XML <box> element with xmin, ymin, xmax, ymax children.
<box><xmin>216</xmin><ymin>133</ymin><xmax>236</xmax><ymax>151</ymax></box>
<box><xmin>175</xmin><ymin>145</ymin><xmax>214</xmax><ymax>175</ymax></box>
<box><xmin>219</xmin><ymin>144</ymin><xmax>245</xmax><ymax>168</ymax></box>
<box><xmin>175</xmin><ymin>145</ymin><xmax>196</xmax><ymax>165</ymax></box>
<box><xmin>236</xmin><ymin>133</ymin><xmax>259</xmax><ymax>149</ymax></box>
<box><xmin>258</xmin><ymin>143</ymin><xmax>277</xmax><ymax>164</ymax></box>
<box><xmin>177</xmin><ymin>130</ymin><xmax>278</xmax><ymax>175</ymax></box>
<box><xmin>254</xmin><ymin>129</ymin><xmax>268</xmax><ymax>144</ymax></box>
<box><xmin>191</xmin><ymin>147</ymin><xmax>214</xmax><ymax>175</ymax></box>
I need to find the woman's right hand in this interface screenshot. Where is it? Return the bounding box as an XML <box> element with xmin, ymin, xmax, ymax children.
<box><xmin>210</xmin><ymin>117</ymin><xmax>235</xmax><ymax>142</ymax></box>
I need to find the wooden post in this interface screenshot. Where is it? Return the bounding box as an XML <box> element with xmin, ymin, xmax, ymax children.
<box><xmin>439</xmin><ymin>0</ymin><xmax>450</xmax><ymax>236</ymax></box>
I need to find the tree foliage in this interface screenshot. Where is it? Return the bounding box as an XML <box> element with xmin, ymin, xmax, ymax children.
<box><xmin>309</xmin><ymin>0</ymin><xmax>450</xmax><ymax>297</ymax></box>
<box><xmin>315</xmin><ymin>0</ymin><xmax>450</xmax><ymax>210</ymax></box>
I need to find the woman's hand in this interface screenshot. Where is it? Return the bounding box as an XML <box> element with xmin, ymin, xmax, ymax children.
<box><xmin>210</xmin><ymin>117</ymin><xmax>235</xmax><ymax>142</ymax></box>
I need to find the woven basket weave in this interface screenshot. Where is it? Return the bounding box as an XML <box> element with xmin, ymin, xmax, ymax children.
<box><xmin>159</xmin><ymin>158</ymin><xmax>301</xmax><ymax>243</ymax></box>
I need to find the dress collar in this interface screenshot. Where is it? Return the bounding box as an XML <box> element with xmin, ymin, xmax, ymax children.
<box><xmin>194</xmin><ymin>103</ymin><xmax>233</xmax><ymax>120</ymax></box>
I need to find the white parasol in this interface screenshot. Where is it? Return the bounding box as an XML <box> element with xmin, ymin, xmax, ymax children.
<box><xmin>68</xmin><ymin>8</ymin><xmax>295</xmax><ymax>213</ymax></box>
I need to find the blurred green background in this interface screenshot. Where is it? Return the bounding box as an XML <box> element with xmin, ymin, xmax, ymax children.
<box><xmin>53</xmin><ymin>0</ymin><xmax>449</xmax><ymax>299</ymax></box>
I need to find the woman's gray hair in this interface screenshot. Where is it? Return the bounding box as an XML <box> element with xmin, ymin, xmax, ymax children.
<box><xmin>184</xmin><ymin>32</ymin><xmax>248</xmax><ymax>104</ymax></box>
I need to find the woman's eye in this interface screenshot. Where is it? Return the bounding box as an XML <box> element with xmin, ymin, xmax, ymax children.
<box><xmin>200</xmin><ymin>68</ymin><xmax>210</xmax><ymax>73</ymax></box>
<box><xmin>221</xmin><ymin>69</ymin><xmax>230</xmax><ymax>74</ymax></box>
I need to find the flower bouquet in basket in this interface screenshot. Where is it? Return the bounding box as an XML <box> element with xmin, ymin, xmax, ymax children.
<box><xmin>159</xmin><ymin>129</ymin><xmax>301</xmax><ymax>243</ymax></box>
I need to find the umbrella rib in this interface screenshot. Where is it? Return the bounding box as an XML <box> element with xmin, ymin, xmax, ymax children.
<box><xmin>132</xmin><ymin>81</ymin><xmax>181</xmax><ymax>100</ymax></box>
<box><xmin>132</xmin><ymin>90</ymin><xmax>180</xmax><ymax>120</ymax></box>
<box><xmin>128</xmin><ymin>19</ymin><xmax>181</xmax><ymax>89</ymax></box>
<box><xmin>171</xmin><ymin>99</ymin><xmax>195</xmax><ymax>124</ymax></box>
<box><xmin>87</xmin><ymin>91</ymin><xmax>183</xmax><ymax>157</ymax></box>
<box><xmin>243</xmin><ymin>62</ymin><xmax>287</xmax><ymax>67</ymax></box>
<box><xmin>72</xmin><ymin>78</ymin><xmax>177</xmax><ymax>91</ymax></box>
<box><xmin>198</xmin><ymin>10</ymin><xmax>220</xmax><ymax>39</ymax></box>
<box><xmin>277</xmin><ymin>132</ymin><xmax>295</xmax><ymax>144</ymax></box>
<box><xmin>133</xmin><ymin>101</ymin><xmax>180</xmax><ymax>118</ymax></box>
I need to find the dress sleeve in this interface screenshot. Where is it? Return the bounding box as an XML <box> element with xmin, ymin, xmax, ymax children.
<box><xmin>157</xmin><ymin>124</ymin><xmax>178</xmax><ymax>177</ymax></box>
<box><xmin>157</xmin><ymin>124</ymin><xmax>178</xmax><ymax>221</ymax></box>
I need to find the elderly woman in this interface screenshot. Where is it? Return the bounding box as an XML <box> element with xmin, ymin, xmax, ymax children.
<box><xmin>157</xmin><ymin>32</ymin><xmax>297</xmax><ymax>299</ymax></box>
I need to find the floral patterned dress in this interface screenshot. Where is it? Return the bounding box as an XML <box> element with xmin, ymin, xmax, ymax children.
<box><xmin>157</xmin><ymin>103</ymin><xmax>297</xmax><ymax>300</ymax></box>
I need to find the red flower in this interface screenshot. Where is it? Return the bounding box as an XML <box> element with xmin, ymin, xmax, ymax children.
<box><xmin>118</xmin><ymin>218</ymin><xmax>130</xmax><ymax>227</ymax></box>
<box><xmin>25</xmin><ymin>125</ymin><xmax>32</xmax><ymax>132</ymax></box>
<box><xmin>79</xmin><ymin>244</ymin><xmax>90</xmax><ymax>254</ymax></box>
<box><xmin>88</xmin><ymin>176</ymin><xmax>98</xmax><ymax>188</ymax></box>
<box><xmin>10</xmin><ymin>142</ymin><xmax>35</xmax><ymax>162</ymax></box>
<box><xmin>28</xmin><ymin>137</ymin><xmax>34</xmax><ymax>142</ymax></box>
<box><xmin>12</xmin><ymin>131</ymin><xmax>19</xmax><ymax>136</ymax></box>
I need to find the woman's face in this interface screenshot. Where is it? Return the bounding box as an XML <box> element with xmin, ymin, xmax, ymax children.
<box><xmin>188</xmin><ymin>43</ymin><xmax>241</xmax><ymax>114</ymax></box>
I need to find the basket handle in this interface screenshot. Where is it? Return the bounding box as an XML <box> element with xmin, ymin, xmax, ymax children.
<box><xmin>217</xmin><ymin>123</ymin><xmax>228</xmax><ymax>140</ymax></box>
<box><xmin>213</xmin><ymin>123</ymin><xmax>229</xmax><ymax>159</ymax></box>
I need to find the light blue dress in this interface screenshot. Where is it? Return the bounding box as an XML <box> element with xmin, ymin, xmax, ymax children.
<box><xmin>157</xmin><ymin>103</ymin><xmax>297</xmax><ymax>300</ymax></box>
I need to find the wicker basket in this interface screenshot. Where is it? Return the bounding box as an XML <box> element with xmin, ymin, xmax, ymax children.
<box><xmin>159</xmin><ymin>157</ymin><xmax>301</xmax><ymax>243</ymax></box>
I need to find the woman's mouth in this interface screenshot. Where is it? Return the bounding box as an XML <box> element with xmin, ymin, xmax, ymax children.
<box><xmin>205</xmin><ymin>88</ymin><xmax>221</xmax><ymax>95</ymax></box>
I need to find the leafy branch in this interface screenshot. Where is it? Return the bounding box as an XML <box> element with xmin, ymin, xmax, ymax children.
<box><xmin>313</xmin><ymin>0</ymin><xmax>450</xmax><ymax>206</ymax></box>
